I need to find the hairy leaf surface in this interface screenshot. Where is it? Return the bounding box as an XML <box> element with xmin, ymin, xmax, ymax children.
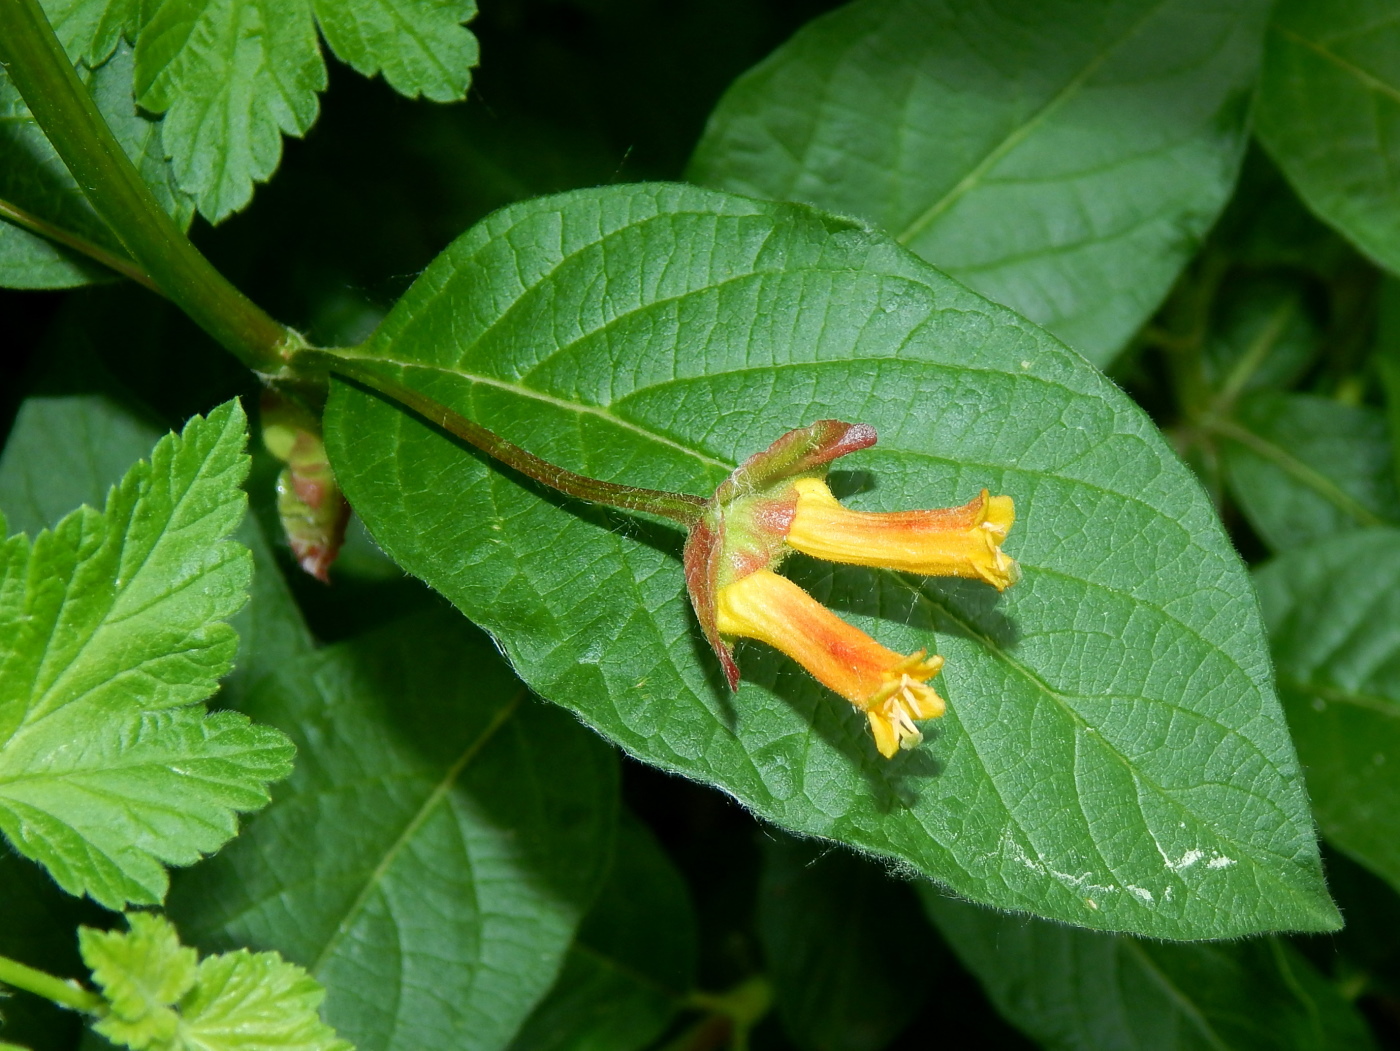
<box><xmin>133</xmin><ymin>0</ymin><xmax>478</xmax><ymax>220</ymax></box>
<box><xmin>690</xmin><ymin>0</ymin><xmax>1268</xmax><ymax>366</ymax></box>
<box><xmin>0</xmin><ymin>400</ymin><xmax>293</xmax><ymax>908</ymax></box>
<box><xmin>1257</xmin><ymin>0</ymin><xmax>1400</xmax><ymax>276</ymax></box>
<box><xmin>0</xmin><ymin>42</ymin><xmax>191</xmax><ymax>289</ymax></box>
<box><xmin>323</xmin><ymin>183</ymin><xmax>1334</xmax><ymax>939</ymax></box>
<box><xmin>924</xmin><ymin>892</ymin><xmax>1376</xmax><ymax>1050</ymax></box>
<box><xmin>169</xmin><ymin>609</ymin><xmax>617</xmax><ymax>1051</ymax></box>
<box><xmin>1255</xmin><ymin>530</ymin><xmax>1400</xmax><ymax>895</ymax></box>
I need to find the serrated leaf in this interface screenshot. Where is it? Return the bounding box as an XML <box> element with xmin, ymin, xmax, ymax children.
<box><xmin>132</xmin><ymin>0</ymin><xmax>477</xmax><ymax>221</ymax></box>
<box><xmin>40</xmin><ymin>0</ymin><xmax>137</xmax><ymax>67</ymax></box>
<box><xmin>1219</xmin><ymin>392</ymin><xmax>1400</xmax><ymax>552</ymax></box>
<box><xmin>1255</xmin><ymin>529</ymin><xmax>1400</xmax><ymax>895</ymax></box>
<box><xmin>923</xmin><ymin>891</ymin><xmax>1376</xmax><ymax>1050</ymax></box>
<box><xmin>757</xmin><ymin>834</ymin><xmax>938</xmax><ymax>1051</ymax></box>
<box><xmin>311</xmin><ymin>0</ymin><xmax>478</xmax><ymax>103</ymax></box>
<box><xmin>689</xmin><ymin>0</ymin><xmax>1268</xmax><ymax>366</ymax></box>
<box><xmin>79</xmin><ymin>913</ymin><xmax>351</xmax><ymax>1051</ymax></box>
<box><xmin>81</xmin><ymin>913</ymin><xmax>195</xmax><ymax>1049</ymax></box>
<box><xmin>168</xmin><ymin>608</ymin><xmax>617</xmax><ymax>1051</ymax></box>
<box><xmin>321</xmin><ymin>182</ymin><xmax>1335</xmax><ymax>939</ymax></box>
<box><xmin>0</xmin><ymin>42</ymin><xmax>191</xmax><ymax>289</ymax></box>
<box><xmin>1257</xmin><ymin>0</ymin><xmax>1400</xmax><ymax>276</ymax></box>
<box><xmin>508</xmin><ymin>809</ymin><xmax>696</xmax><ymax>1051</ymax></box>
<box><xmin>0</xmin><ymin>400</ymin><xmax>294</xmax><ymax>908</ymax></box>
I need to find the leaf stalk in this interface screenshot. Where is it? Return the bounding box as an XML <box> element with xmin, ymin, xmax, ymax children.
<box><xmin>0</xmin><ymin>0</ymin><xmax>298</xmax><ymax>373</ymax></box>
<box><xmin>0</xmin><ymin>953</ymin><xmax>104</xmax><ymax>1014</ymax></box>
<box><xmin>302</xmin><ymin>350</ymin><xmax>706</xmax><ymax>526</ymax></box>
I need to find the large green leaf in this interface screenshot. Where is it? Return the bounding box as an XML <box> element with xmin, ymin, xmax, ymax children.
<box><xmin>168</xmin><ymin>608</ymin><xmax>618</xmax><ymax>1051</ymax></box>
<box><xmin>132</xmin><ymin>0</ymin><xmax>478</xmax><ymax>221</ymax></box>
<box><xmin>757</xmin><ymin>834</ymin><xmax>939</xmax><ymax>1051</ymax></box>
<box><xmin>0</xmin><ymin>400</ymin><xmax>293</xmax><ymax>909</ymax></box>
<box><xmin>508</xmin><ymin>809</ymin><xmax>696</xmax><ymax>1051</ymax></box>
<box><xmin>1219</xmin><ymin>392</ymin><xmax>1400</xmax><ymax>552</ymax></box>
<box><xmin>0</xmin><ymin>42</ymin><xmax>191</xmax><ymax>289</ymax></box>
<box><xmin>1257</xmin><ymin>0</ymin><xmax>1400</xmax><ymax>276</ymax></box>
<box><xmin>924</xmin><ymin>892</ymin><xmax>1376</xmax><ymax>1050</ymax></box>
<box><xmin>689</xmin><ymin>0</ymin><xmax>1268</xmax><ymax>366</ymax></box>
<box><xmin>322</xmin><ymin>183</ymin><xmax>1335</xmax><ymax>939</ymax></box>
<box><xmin>1254</xmin><ymin>529</ymin><xmax>1400</xmax><ymax>895</ymax></box>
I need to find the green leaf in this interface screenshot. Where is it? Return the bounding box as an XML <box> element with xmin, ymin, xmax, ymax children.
<box><xmin>81</xmin><ymin>913</ymin><xmax>195</xmax><ymax>1049</ymax></box>
<box><xmin>168</xmin><ymin>608</ymin><xmax>618</xmax><ymax>1051</ymax></box>
<box><xmin>689</xmin><ymin>0</ymin><xmax>1269</xmax><ymax>366</ymax></box>
<box><xmin>1254</xmin><ymin>529</ymin><xmax>1400</xmax><ymax>895</ymax></box>
<box><xmin>79</xmin><ymin>913</ymin><xmax>352</xmax><ymax>1051</ymax></box>
<box><xmin>1200</xmin><ymin>277</ymin><xmax>1319</xmax><ymax>402</ymax></box>
<box><xmin>40</xmin><ymin>0</ymin><xmax>138</xmax><ymax>67</ymax></box>
<box><xmin>132</xmin><ymin>0</ymin><xmax>478</xmax><ymax>221</ymax></box>
<box><xmin>322</xmin><ymin>183</ymin><xmax>1336</xmax><ymax>939</ymax></box>
<box><xmin>311</xmin><ymin>0</ymin><xmax>479</xmax><ymax>103</ymax></box>
<box><xmin>923</xmin><ymin>892</ymin><xmax>1377</xmax><ymax>1050</ymax></box>
<box><xmin>0</xmin><ymin>42</ymin><xmax>191</xmax><ymax>289</ymax></box>
<box><xmin>1219</xmin><ymin>392</ymin><xmax>1400</xmax><ymax>552</ymax></box>
<box><xmin>508</xmin><ymin>808</ymin><xmax>696</xmax><ymax>1051</ymax></box>
<box><xmin>1256</xmin><ymin>0</ymin><xmax>1400</xmax><ymax>276</ymax></box>
<box><xmin>757</xmin><ymin>834</ymin><xmax>939</xmax><ymax>1051</ymax></box>
<box><xmin>0</xmin><ymin>400</ymin><xmax>294</xmax><ymax>908</ymax></box>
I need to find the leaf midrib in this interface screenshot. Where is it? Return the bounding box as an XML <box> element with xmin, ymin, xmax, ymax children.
<box><xmin>1273</xmin><ymin>23</ymin><xmax>1400</xmax><ymax>106</ymax></box>
<box><xmin>895</xmin><ymin>0</ymin><xmax>1173</xmax><ymax>245</ymax></box>
<box><xmin>908</xmin><ymin>576</ymin><xmax>1311</xmax><ymax>915</ymax></box>
<box><xmin>309</xmin><ymin>688</ymin><xmax>527</xmax><ymax>976</ymax></box>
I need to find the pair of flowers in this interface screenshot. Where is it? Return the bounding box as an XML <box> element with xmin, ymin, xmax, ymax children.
<box><xmin>684</xmin><ymin>421</ymin><xmax>1017</xmax><ymax>758</ymax></box>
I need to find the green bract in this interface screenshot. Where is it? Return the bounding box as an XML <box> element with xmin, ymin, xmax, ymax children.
<box><xmin>322</xmin><ymin>182</ymin><xmax>1335</xmax><ymax>940</ymax></box>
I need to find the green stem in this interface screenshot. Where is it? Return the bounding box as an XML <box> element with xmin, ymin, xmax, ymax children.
<box><xmin>0</xmin><ymin>0</ymin><xmax>298</xmax><ymax>373</ymax></box>
<box><xmin>0</xmin><ymin>953</ymin><xmax>104</xmax><ymax>1014</ymax></box>
<box><xmin>0</xmin><ymin>195</ymin><xmax>161</xmax><ymax>294</ymax></box>
<box><xmin>302</xmin><ymin>350</ymin><xmax>706</xmax><ymax>526</ymax></box>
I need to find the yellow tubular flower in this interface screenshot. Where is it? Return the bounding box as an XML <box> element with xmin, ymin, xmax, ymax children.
<box><xmin>785</xmin><ymin>478</ymin><xmax>1020</xmax><ymax>590</ymax></box>
<box><xmin>715</xmin><ymin>568</ymin><xmax>946</xmax><ymax>758</ymax></box>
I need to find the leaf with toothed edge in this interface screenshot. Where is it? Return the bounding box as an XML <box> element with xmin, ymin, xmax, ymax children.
<box><xmin>322</xmin><ymin>182</ymin><xmax>1337</xmax><ymax>940</ymax></box>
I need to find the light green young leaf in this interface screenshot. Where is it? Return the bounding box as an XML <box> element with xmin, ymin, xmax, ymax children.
<box><xmin>79</xmin><ymin>913</ymin><xmax>351</xmax><ymax>1051</ymax></box>
<box><xmin>0</xmin><ymin>400</ymin><xmax>294</xmax><ymax>909</ymax></box>
<box><xmin>132</xmin><ymin>0</ymin><xmax>478</xmax><ymax>221</ymax></box>
<box><xmin>322</xmin><ymin>183</ymin><xmax>1336</xmax><ymax>940</ymax></box>
<box><xmin>1257</xmin><ymin>0</ymin><xmax>1400</xmax><ymax>276</ymax></box>
<box><xmin>690</xmin><ymin>0</ymin><xmax>1269</xmax><ymax>366</ymax></box>
<box><xmin>0</xmin><ymin>42</ymin><xmax>192</xmax><ymax>289</ymax></box>
<box><xmin>80</xmin><ymin>913</ymin><xmax>195</xmax><ymax>1049</ymax></box>
<box><xmin>924</xmin><ymin>892</ymin><xmax>1376</xmax><ymax>1050</ymax></box>
<box><xmin>168</xmin><ymin>609</ymin><xmax>618</xmax><ymax>1051</ymax></box>
<box><xmin>1219</xmin><ymin>392</ymin><xmax>1400</xmax><ymax>552</ymax></box>
<box><xmin>1255</xmin><ymin>529</ymin><xmax>1400</xmax><ymax>896</ymax></box>
<box><xmin>508</xmin><ymin>809</ymin><xmax>696</xmax><ymax>1051</ymax></box>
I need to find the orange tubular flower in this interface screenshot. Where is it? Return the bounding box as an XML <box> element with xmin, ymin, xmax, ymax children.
<box><xmin>683</xmin><ymin>420</ymin><xmax>1018</xmax><ymax>760</ymax></box>
<box><xmin>714</xmin><ymin>569</ymin><xmax>946</xmax><ymax>757</ymax></box>
<box><xmin>785</xmin><ymin>478</ymin><xmax>1019</xmax><ymax>590</ymax></box>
